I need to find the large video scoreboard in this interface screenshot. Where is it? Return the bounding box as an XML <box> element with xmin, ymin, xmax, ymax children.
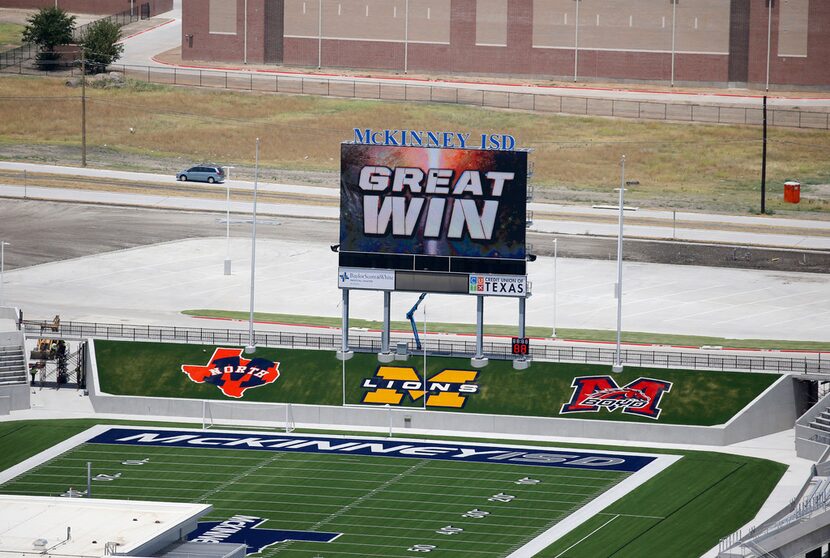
<box><xmin>339</xmin><ymin>139</ymin><xmax>528</xmax><ymax>280</ymax></box>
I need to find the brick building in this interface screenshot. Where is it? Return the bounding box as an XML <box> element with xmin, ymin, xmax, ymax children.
<box><xmin>181</xmin><ymin>0</ymin><xmax>829</xmax><ymax>89</ymax></box>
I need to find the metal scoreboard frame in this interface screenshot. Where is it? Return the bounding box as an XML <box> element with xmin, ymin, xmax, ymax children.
<box><xmin>336</xmin><ymin>130</ymin><xmax>534</xmax><ymax>369</ymax></box>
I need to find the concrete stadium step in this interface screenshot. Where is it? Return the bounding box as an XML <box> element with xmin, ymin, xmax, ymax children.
<box><xmin>810</xmin><ymin>421</ymin><xmax>830</xmax><ymax>433</ymax></box>
<box><xmin>813</xmin><ymin>416</ymin><xmax>830</xmax><ymax>427</ymax></box>
<box><xmin>0</xmin><ymin>343</ymin><xmax>27</xmax><ymax>385</ymax></box>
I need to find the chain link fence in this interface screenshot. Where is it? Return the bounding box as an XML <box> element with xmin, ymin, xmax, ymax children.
<box><xmin>3</xmin><ymin>59</ymin><xmax>826</xmax><ymax>130</ymax></box>
<box><xmin>22</xmin><ymin>319</ymin><xmax>827</xmax><ymax>375</ymax></box>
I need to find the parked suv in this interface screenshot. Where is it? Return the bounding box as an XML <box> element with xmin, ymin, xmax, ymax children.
<box><xmin>176</xmin><ymin>165</ymin><xmax>225</xmax><ymax>183</ymax></box>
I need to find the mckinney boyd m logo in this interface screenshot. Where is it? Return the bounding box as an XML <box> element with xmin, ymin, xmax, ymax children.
<box><xmin>362</xmin><ymin>366</ymin><xmax>479</xmax><ymax>408</ymax></box>
<box><xmin>181</xmin><ymin>348</ymin><xmax>280</xmax><ymax>398</ymax></box>
<box><xmin>560</xmin><ymin>376</ymin><xmax>672</xmax><ymax>420</ymax></box>
<box><xmin>189</xmin><ymin>515</ymin><xmax>340</xmax><ymax>554</ymax></box>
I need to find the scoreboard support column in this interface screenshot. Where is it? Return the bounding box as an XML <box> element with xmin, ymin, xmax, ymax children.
<box><xmin>471</xmin><ymin>295</ymin><xmax>489</xmax><ymax>368</ymax></box>
<box><xmin>337</xmin><ymin>289</ymin><xmax>354</xmax><ymax>361</ymax></box>
<box><xmin>379</xmin><ymin>291</ymin><xmax>395</xmax><ymax>363</ymax></box>
<box><xmin>513</xmin><ymin>297</ymin><xmax>530</xmax><ymax>370</ymax></box>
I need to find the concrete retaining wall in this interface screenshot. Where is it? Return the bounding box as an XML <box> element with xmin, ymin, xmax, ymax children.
<box><xmin>0</xmin><ymin>384</ymin><xmax>30</xmax><ymax>412</ymax></box>
<box><xmin>86</xmin><ymin>340</ymin><xmax>798</xmax><ymax>445</ymax></box>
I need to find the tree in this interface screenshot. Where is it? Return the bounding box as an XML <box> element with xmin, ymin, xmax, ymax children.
<box><xmin>81</xmin><ymin>19</ymin><xmax>124</xmax><ymax>74</ymax></box>
<box><xmin>21</xmin><ymin>7</ymin><xmax>76</xmax><ymax>70</ymax></box>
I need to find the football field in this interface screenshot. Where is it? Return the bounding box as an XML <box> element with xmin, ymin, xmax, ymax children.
<box><xmin>0</xmin><ymin>426</ymin><xmax>673</xmax><ymax>558</ymax></box>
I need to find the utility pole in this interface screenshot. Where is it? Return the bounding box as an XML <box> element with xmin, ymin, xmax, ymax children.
<box><xmin>81</xmin><ymin>48</ymin><xmax>86</xmax><ymax>167</ymax></box>
<box><xmin>761</xmin><ymin>95</ymin><xmax>767</xmax><ymax>214</ymax></box>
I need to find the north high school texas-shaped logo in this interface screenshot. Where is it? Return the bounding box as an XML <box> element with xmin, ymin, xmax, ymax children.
<box><xmin>560</xmin><ymin>376</ymin><xmax>673</xmax><ymax>420</ymax></box>
<box><xmin>181</xmin><ymin>348</ymin><xmax>280</xmax><ymax>398</ymax></box>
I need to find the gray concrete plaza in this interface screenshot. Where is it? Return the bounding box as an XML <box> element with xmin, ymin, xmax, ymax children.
<box><xmin>3</xmin><ymin>236</ymin><xmax>828</xmax><ymax>341</ymax></box>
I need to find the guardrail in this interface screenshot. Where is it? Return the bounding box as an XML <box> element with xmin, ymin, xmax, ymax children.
<box><xmin>22</xmin><ymin>319</ymin><xmax>827</xmax><ymax>374</ymax></box>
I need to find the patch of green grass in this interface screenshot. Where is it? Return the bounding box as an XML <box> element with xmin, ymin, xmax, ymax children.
<box><xmin>538</xmin><ymin>452</ymin><xmax>784</xmax><ymax>557</ymax></box>
<box><xmin>0</xmin><ymin>22</ymin><xmax>24</xmax><ymax>50</ymax></box>
<box><xmin>182</xmin><ymin>309</ymin><xmax>830</xmax><ymax>351</ymax></box>
<box><xmin>0</xmin><ymin>419</ymin><xmax>786</xmax><ymax>558</ymax></box>
<box><xmin>94</xmin><ymin>340</ymin><xmax>779</xmax><ymax>426</ymax></box>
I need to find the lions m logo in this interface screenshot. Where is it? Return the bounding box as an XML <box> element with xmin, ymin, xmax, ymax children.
<box><xmin>560</xmin><ymin>376</ymin><xmax>672</xmax><ymax>420</ymax></box>
<box><xmin>361</xmin><ymin>366</ymin><xmax>480</xmax><ymax>409</ymax></box>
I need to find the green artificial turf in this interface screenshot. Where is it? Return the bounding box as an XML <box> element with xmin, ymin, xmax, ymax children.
<box><xmin>94</xmin><ymin>340</ymin><xmax>780</xmax><ymax>426</ymax></box>
<box><xmin>0</xmin><ymin>419</ymin><xmax>786</xmax><ymax>558</ymax></box>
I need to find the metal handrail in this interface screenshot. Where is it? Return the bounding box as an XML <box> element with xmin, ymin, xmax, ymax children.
<box><xmin>22</xmin><ymin>319</ymin><xmax>827</xmax><ymax>374</ymax></box>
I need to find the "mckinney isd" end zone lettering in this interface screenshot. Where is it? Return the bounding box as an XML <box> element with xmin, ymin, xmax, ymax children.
<box><xmin>88</xmin><ymin>428</ymin><xmax>655</xmax><ymax>473</ymax></box>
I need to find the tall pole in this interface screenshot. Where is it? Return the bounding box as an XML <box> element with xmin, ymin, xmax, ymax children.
<box><xmin>403</xmin><ymin>0</ymin><xmax>409</xmax><ymax>74</ymax></box>
<box><xmin>422</xmin><ymin>301</ymin><xmax>427</xmax><ymax>411</ymax></box>
<box><xmin>81</xmin><ymin>49</ymin><xmax>86</xmax><ymax>167</ymax></box>
<box><xmin>245</xmin><ymin>138</ymin><xmax>260</xmax><ymax>354</ymax></box>
<box><xmin>670</xmin><ymin>0</ymin><xmax>677</xmax><ymax>87</ymax></box>
<box><xmin>765</xmin><ymin>0</ymin><xmax>772</xmax><ymax>91</ymax></box>
<box><xmin>223</xmin><ymin>166</ymin><xmax>234</xmax><ymax>275</ymax></box>
<box><xmin>761</xmin><ymin>96</ymin><xmax>768</xmax><ymax>214</ymax></box>
<box><xmin>573</xmin><ymin>0</ymin><xmax>580</xmax><ymax>82</ymax></box>
<box><xmin>317</xmin><ymin>0</ymin><xmax>323</xmax><ymax>69</ymax></box>
<box><xmin>86</xmin><ymin>462</ymin><xmax>91</xmax><ymax>497</ymax></box>
<box><xmin>612</xmin><ymin>156</ymin><xmax>626</xmax><ymax>373</ymax></box>
<box><xmin>0</xmin><ymin>241</ymin><xmax>7</xmax><ymax>307</ymax></box>
<box><xmin>552</xmin><ymin>238</ymin><xmax>557</xmax><ymax>338</ymax></box>
<box><xmin>243</xmin><ymin>0</ymin><xmax>248</xmax><ymax>64</ymax></box>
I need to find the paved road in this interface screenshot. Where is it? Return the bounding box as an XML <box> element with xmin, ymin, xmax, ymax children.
<box><xmin>3</xmin><ymin>161</ymin><xmax>829</xmax><ymax>250</ymax></box>
<box><xmin>121</xmin><ymin>0</ymin><xmax>830</xmax><ymax>111</ymax></box>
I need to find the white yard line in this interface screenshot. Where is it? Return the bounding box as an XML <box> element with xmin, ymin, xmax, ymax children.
<box><xmin>552</xmin><ymin>514</ymin><xmax>619</xmax><ymax>558</ymax></box>
<box><xmin>506</xmin><ymin>453</ymin><xmax>682</xmax><ymax>558</ymax></box>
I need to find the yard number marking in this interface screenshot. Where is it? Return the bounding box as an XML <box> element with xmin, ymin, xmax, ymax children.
<box><xmin>515</xmin><ymin>477</ymin><xmax>540</xmax><ymax>485</ymax></box>
<box><xmin>488</xmin><ymin>492</ymin><xmax>515</xmax><ymax>502</ymax></box>
<box><xmin>408</xmin><ymin>544</ymin><xmax>436</xmax><ymax>552</ymax></box>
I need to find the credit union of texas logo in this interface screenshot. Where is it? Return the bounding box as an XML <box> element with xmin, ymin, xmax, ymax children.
<box><xmin>181</xmin><ymin>348</ymin><xmax>280</xmax><ymax>398</ymax></box>
<box><xmin>361</xmin><ymin>366</ymin><xmax>479</xmax><ymax>408</ymax></box>
<box><xmin>560</xmin><ymin>376</ymin><xmax>672</xmax><ymax>420</ymax></box>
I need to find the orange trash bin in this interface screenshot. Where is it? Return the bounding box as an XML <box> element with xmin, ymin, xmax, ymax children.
<box><xmin>784</xmin><ymin>181</ymin><xmax>801</xmax><ymax>203</ymax></box>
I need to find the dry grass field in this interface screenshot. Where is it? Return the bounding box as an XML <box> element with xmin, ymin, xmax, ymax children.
<box><xmin>1</xmin><ymin>74</ymin><xmax>828</xmax><ymax>213</ymax></box>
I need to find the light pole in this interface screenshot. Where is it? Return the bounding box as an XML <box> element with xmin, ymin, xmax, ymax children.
<box><xmin>422</xmin><ymin>301</ymin><xmax>427</xmax><ymax>412</ymax></box>
<box><xmin>612</xmin><ymin>157</ymin><xmax>638</xmax><ymax>373</ymax></box>
<box><xmin>245</xmin><ymin>139</ymin><xmax>260</xmax><ymax>354</ymax></box>
<box><xmin>222</xmin><ymin>166</ymin><xmax>235</xmax><ymax>275</ymax></box>
<box><xmin>0</xmin><ymin>241</ymin><xmax>8</xmax><ymax>307</ymax></box>
<box><xmin>552</xmin><ymin>238</ymin><xmax>558</xmax><ymax>338</ymax></box>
